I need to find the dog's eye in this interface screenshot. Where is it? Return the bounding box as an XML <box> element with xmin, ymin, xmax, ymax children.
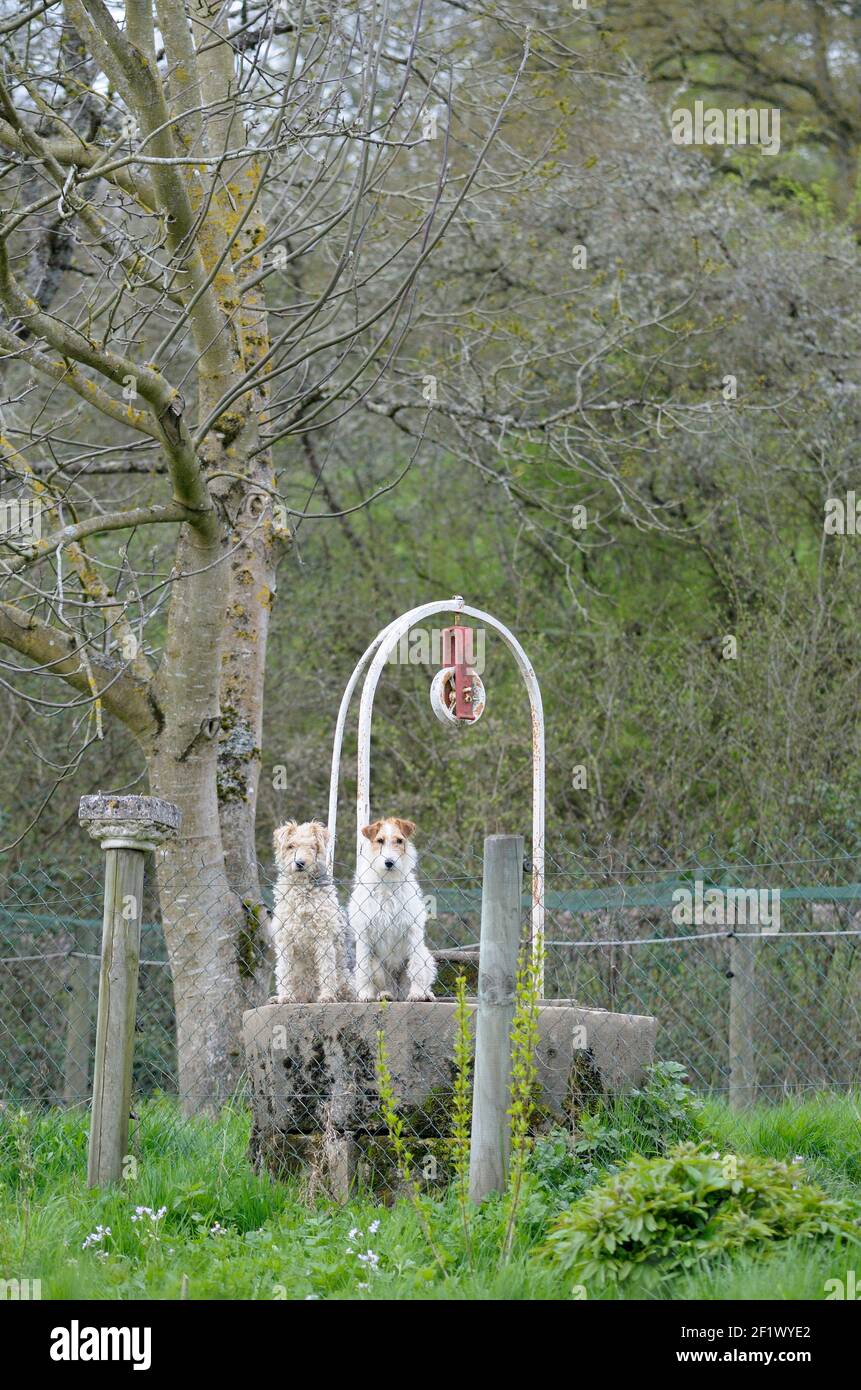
<box><xmin>376</xmin><ymin>837</ymin><xmax>384</xmax><ymax>845</ymax></box>
<box><xmin>396</xmin><ymin>838</ymin><xmax>403</xmax><ymax>846</ymax></box>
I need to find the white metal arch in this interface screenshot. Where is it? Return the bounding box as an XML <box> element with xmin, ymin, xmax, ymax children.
<box><xmin>327</xmin><ymin>597</ymin><xmax>545</xmax><ymax>969</ymax></box>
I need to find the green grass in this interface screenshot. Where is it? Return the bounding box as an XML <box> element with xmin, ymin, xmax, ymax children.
<box><xmin>699</xmin><ymin>1093</ymin><xmax>861</xmax><ymax>1196</ymax></box>
<box><xmin>1</xmin><ymin>1091</ymin><xmax>859</xmax><ymax>1300</ymax></box>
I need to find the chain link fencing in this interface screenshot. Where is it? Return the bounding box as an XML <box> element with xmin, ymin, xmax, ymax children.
<box><xmin>1</xmin><ymin>832</ymin><xmax>859</xmax><ymax>1195</ymax></box>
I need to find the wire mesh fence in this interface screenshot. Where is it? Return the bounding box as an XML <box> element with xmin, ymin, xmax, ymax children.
<box><xmin>1</xmin><ymin>830</ymin><xmax>860</xmax><ymax>1194</ymax></box>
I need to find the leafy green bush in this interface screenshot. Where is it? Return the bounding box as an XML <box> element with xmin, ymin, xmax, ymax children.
<box><xmin>520</xmin><ymin>1061</ymin><xmax>705</xmax><ymax>1231</ymax></box>
<box><xmin>622</xmin><ymin>1061</ymin><xmax>704</xmax><ymax>1150</ymax></box>
<box><xmin>539</xmin><ymin>1143</ymin><xmax>861</xmax><ymax>1288</ymax></box>
<box><xmin>519</xmin><ymin>1129</ymin><xmax>590</xmax><ymax>1230</ymax></box>
<box><xmin>568</xmin><ymin>1061</ymin><xmax>704</xmax><ymax>1174</ymax></box>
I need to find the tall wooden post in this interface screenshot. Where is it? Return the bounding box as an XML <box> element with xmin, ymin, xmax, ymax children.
<box><xmin>469</xmin><ymin>833</ymin><xmax>524</xmax><ymax>1203</ymax></box>
<box><xmin>728</xmin><ymin>930</ymin><xmax>757</xmax><ymax>1110</ymax></box>
<box><xmin>79</xmin><ymin>794</ymin><xmax>180</xmax><ymax>1187</ymax></box>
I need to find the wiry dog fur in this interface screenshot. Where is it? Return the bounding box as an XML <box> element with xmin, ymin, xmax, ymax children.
<box><xmin>349</xmin><ymin>817</ymin><xmax>437</xmax><ymax>1002</ymax></box>
<box><xmin>269</xmin><ymin>820</ymin><xmax>351</xmax><ymax>1002</ymax></box>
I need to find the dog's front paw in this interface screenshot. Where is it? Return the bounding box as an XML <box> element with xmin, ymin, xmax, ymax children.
<box><xmin>377</xmin><ymin>990</ymin><xmax>394</xmax><ymax>1002</ymax></box>
<box><xmin>317</xmin><ymin>992</ymin><xmax>336</xmax><ymax>1004</ymax></box>
<box><xmin>268</xmin><ymin>993</ymin><xmax>290</xmax><ymax>1004</ymax></box>
<box><xmin>407</xmin><ymin>989</ymin><xmax>435</xmax><ymax>1002</ymax></box>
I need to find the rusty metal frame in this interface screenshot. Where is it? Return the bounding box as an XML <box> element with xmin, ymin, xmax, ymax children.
<box><xmin>326</xmin><ymin>597</ymin><xmax>545</xmax><ymax>983</ymax></box>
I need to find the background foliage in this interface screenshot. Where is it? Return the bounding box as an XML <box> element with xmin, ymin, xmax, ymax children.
<box><xmin>1</xmin><ymin>1</ymin><xmax>858</xmax><ymax>869</ymax></box>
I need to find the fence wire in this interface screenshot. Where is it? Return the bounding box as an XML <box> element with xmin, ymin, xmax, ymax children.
<box><xmin>1</xmin><ymin>834</ymin><xmax>859</xmax><ymax>1195</ymax></box>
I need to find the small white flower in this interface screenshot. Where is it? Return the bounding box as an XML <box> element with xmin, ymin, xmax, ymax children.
<box><xmin>132</xmin><ymin>1204</ymin><xmax>166</xmax><ymax>1225</ymax></box>
<box><xmin>348</xmin><ymin>1227</ymin><xmax>361</xmax><ymax>1241</ymax></box>
<box><xmin>357</xmin><ymin>1249</ymin><xmax>379</xmax><ymax>1267</ymax></box>
<box><xmin>368</xmin><ymin>1219</ymin><xmax>380</xmax><ymax>1234</ymax></box>
<box><xmin>82</xmin><ymin>1224</ymin><xmax>111</xmax><ymax>1250</ymax></box>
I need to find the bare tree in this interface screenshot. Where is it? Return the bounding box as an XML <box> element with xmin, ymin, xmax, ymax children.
<box><xmin>0</xmin><ymin>0</ymin><xmax>529</xmax><ymax>1111</ymax></box>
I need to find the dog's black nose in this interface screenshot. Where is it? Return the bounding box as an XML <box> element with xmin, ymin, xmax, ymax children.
<box><xmin>295</xmin><ymin>859</ymin><xmax>306</xmax><ymax>870</ymax></box>
<box><xmin>384</xmin><ymin>858</ymin><xmax>395</xmax><ymax>869</ymax></box>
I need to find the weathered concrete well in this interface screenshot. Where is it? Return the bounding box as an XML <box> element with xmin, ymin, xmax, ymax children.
<box><xmin>242</xmin><ymin>1000</ymin><xmax>657</xmax><ymax>1198</ymax></box>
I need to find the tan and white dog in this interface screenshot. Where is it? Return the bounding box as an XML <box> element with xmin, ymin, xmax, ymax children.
<box><xmin>269</xmin><ymin>820</ymin><xmax>351</xmax><ymax>1002</ymax></box>
<box><xmin>349</xmin><ymin>817</ymin><xmax>437</xmax><ymax>1002</ymax></box>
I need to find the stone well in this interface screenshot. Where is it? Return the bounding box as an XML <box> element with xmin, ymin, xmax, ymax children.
<box><xmin>242</xmin><ymin>1001</ymin><xmax>657</xmax><ymax>1198</ymax></box>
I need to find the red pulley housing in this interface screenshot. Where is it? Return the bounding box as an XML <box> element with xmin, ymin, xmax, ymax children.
<box><xmin>441</xmin><ymin>624</ymin><xmax>478</xmax><ymax>720</ymax></box>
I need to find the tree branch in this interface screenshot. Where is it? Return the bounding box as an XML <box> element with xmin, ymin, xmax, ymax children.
<box><xmin>0</xmin><ymin>599</ymin><xmax>158</xmax><ymax>737</ymax></box>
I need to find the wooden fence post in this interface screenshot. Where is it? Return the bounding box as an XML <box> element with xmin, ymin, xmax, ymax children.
<box><xmin>62</xmin><ymin>922</ymin><xmax>95</xmax><ymax>1107</ymax></box>
<box><xmin>469</xmin><ymin>833</ymin><xmax>524</xmax><ymax>1203</ymax></box>
<box><xmin>728</xmin><ymin>930</ymin><xmax>757</xmax><ymax>1110</ymax></box>
<box><xmin>79</xmin><ymin>794</ymin><xmax>180</xmax><ymax>1187</ymax></box>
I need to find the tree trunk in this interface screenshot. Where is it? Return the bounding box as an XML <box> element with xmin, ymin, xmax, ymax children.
<box><xmin>147</xmin><ymin>522</ymin><xmax>256</xmax><ymax>1113</ymax></box>
<box><xmin>149</xmin><ymin>22</ymin><xmax>281</xmax><ymax>1107</ymax></box>
<box><xmin>155</xmin><ymin>836</ymin><xmax>249</xmax><ymax>1116</ymax></box>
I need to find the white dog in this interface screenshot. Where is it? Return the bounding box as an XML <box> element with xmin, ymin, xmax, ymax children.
<box><xmin>349</xmin><ymin>817</ymin><xmax>437</xmax><ymax>1002</ymax></box>
<box><xmin>269</xmin><ymin>820</ymin><xmax>351</xmax><ymax>1003</ymax></box>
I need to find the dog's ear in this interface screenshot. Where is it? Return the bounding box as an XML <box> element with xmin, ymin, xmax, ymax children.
<box><xmin>311</xmin><ymin>821</ymin><xmax>330</xmax><ymax>853</ymax></box>
<box><xmin>273</xmin><ymin>821</ymin><xmax>297</xmax><ymax>858</ymax></box>
<box><xmin>361</xmin><ymin>820</ymin><xmax>383</xmax><ymax>841</ymax></box>
<box><xmin>393</xmin><ymin>818</ymin><xmax>416</xmax><ymax>839</ymax></box>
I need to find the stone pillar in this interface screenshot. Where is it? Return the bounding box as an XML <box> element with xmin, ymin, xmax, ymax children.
<box><xmin>79</xmin><ymin>794</ymin><xmax>180</xmax><ymax>1187</ymax></box>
